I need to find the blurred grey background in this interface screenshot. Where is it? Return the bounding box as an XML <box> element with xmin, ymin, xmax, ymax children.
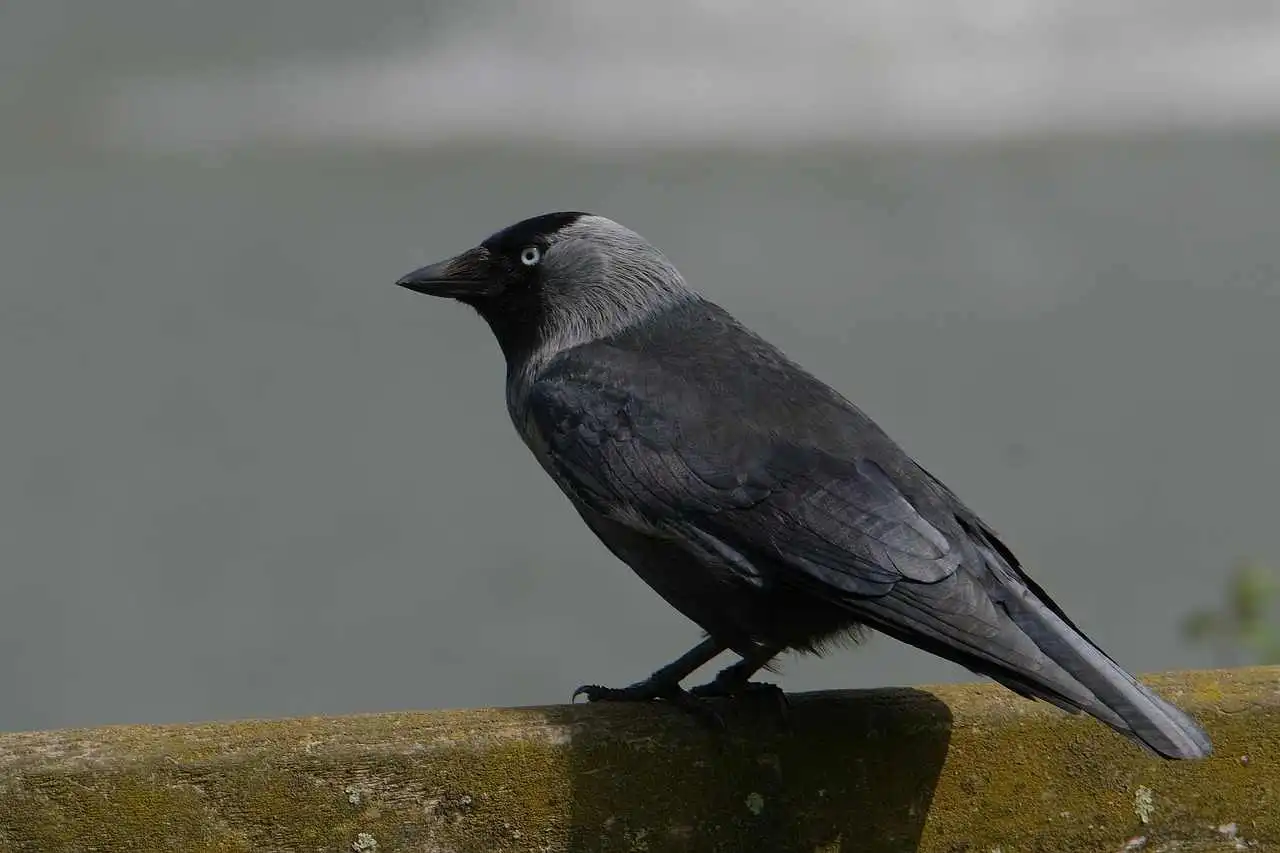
<box><xmin>2</xmin><ymin>1</ymin><xmax>1278</xmax><ymax>733</ymax></box>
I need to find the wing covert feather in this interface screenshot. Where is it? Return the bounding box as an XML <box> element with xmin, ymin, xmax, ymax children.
<box><xmin>527</xmin><ymin>373</ymin><xmax>962</xmax><ymax>597</ymax></box>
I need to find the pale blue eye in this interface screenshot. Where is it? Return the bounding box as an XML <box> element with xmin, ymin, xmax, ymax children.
<box><xmin>520</xmin><ymin>246</ymin><xmax>541</xmax><ymax>266</ymax></box>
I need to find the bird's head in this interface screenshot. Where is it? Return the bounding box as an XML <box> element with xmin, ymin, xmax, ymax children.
<box><xmin>397</xmin><ymin>212</ymin><xmax>693</xmax><ymax>365</ymax></box>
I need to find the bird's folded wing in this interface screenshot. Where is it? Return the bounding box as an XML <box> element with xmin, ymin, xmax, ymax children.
<box><xmin>527</xmin><ymin>374</ymin><xmax>968</xmax><ymax>599</ymax></box>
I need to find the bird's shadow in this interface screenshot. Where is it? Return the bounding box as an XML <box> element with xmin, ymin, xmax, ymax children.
<box><xmin>542</xmin><ymin>686</ymin><xmax>953</xmax><ymax>852</ymax></box>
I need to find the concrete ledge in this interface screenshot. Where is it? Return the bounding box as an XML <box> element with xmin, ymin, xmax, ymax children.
<box><xmin>0</xmin><ymin>667</ymin><xmax>1276</xmax><ymax>852</ymax></box>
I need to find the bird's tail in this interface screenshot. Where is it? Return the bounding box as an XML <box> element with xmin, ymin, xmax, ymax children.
<box><xmin>967</xmin><ymin>534</ymin><xmax>1214</xmax><ymax>760</ymax></box>
<box><xmin>994</xmin><ymin>580</ymin><xmax>1212</xmax><ymax>760</ymax></box>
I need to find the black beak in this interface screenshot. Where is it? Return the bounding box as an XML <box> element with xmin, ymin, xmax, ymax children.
<box><xmin>396</xmin><ymin>246</ymin><xmax>499</xmax><ymax>298</ymax></box>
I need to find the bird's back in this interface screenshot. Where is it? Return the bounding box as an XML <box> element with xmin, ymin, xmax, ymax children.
<box><xmin>523</xmin><ymin>296</ymin><xmax>949</xmax><ymax>517</ymax></box>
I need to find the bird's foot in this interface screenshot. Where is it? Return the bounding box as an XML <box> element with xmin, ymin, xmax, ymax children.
<box><xmin>690</xmin><ymin>678</ymin><xmax>790</xmax><ymax>728</ymax></box>
<box><xmin>572</xmin><ymin>679</ymin><xmax>724</xmax><ymax>730</ymax></box>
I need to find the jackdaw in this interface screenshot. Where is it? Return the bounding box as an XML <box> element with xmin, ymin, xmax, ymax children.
<box><xmin>397</xmin><ymin>212</ymin><xmax>1212</xmax><ymax>760</ymax></box>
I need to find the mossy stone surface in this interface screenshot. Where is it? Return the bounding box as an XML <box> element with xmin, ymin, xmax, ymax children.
<box><xmin>0</xmin><ymin>667</ymin><xmax>1275</xmax><ymax>852</ymax></box>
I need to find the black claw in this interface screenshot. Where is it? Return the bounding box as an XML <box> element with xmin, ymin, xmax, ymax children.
<box><xmin>569</xmin><ymin>679</ymin><xmax>725</xmax><ymax>729</ymax></box>
<box><xmin>571</xmin><ymin>684</ymin><xmax>607</xmax><ymax>703</ymax></box>
<box><xmin>571</xmin><ymin>680</ymin><xmax>663</xmax><ymax>703</ymax></box>
<box><xmin>689</xmin><ymin>679</ymin><xmax>790</xmax><ymax>728</ymax></box>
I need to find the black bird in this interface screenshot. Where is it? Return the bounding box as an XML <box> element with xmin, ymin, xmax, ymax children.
<box><xmin>397</xmin><ymin>212</ymin><xmax>1212</xmax><ymax>759</ymax></box>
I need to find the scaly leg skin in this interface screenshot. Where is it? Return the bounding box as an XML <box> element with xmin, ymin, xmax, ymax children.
<box><xmin>572</xmin><ymin>637</ymin><xmax>728</xmax><ymax>730</ymax></box>
<box><xmin>689</xmin><ymin>644</ymin><xmax>790</xmax><ymax>727</ymax></box>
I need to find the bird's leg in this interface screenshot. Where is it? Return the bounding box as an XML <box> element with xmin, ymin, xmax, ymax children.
<box><xmin>572</xmin><ymin>637</ymin><xmax>727</xmax><ymax>727</ymax></box>
<box><xmin>689</xmin><ymin>643</ymin><xmax>789</xmax><ymax>723</ymax></box>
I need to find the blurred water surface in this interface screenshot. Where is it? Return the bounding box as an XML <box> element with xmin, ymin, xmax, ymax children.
<box><xmin>1</xmin><ymin>2</ymin><xmax>1278</xmax><ymax>731</ymax></box>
